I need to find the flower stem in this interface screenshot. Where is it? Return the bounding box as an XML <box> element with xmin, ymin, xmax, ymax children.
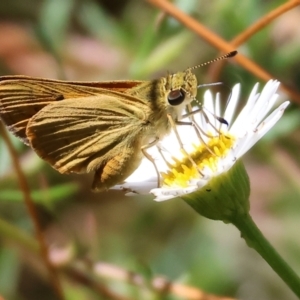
<box><xmin>232</xmin><ymin>212</ymin><xmax>300</xmax><ymax>297</ymax></box>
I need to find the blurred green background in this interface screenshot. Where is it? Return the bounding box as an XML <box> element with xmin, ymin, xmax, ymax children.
<box><xmin>0</xmin><ymin>0</ymin><xmax>300</xmax><ymax>299</ymax></box>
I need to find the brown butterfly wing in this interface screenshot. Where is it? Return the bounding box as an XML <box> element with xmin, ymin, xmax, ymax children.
<box><xmin>0</xmin><ymin>76</ymin><xmax>143</xmax><ymax>144</ymax></box>
<box><xmin>26</xmin><ymin>94</ymin><xmax>149</xmax><ymax>190</ymax></box>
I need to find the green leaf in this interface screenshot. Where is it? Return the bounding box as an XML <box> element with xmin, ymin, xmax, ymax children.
<box><xmin>0</xmin><ymin>183</ymin><xmax>79</xmax><ymax>205</ymax></box>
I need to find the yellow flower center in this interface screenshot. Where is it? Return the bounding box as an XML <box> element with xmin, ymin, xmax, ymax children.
<box><xmin>162</xmin><ymin>133</ymin><xmax>235</xmax><ymax>187</ymax></box>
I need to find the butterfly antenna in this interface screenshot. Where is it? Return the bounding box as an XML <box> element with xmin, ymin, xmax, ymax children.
<box><xmin>189</xmin><ymin>50</ymin><xmax>237</xmax><ymax>71</ymax></box>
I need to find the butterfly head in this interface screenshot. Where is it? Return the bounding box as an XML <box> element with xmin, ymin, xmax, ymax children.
<box><xmin>165</xmin><ymin>68</ymin><xmax>198</xmax><ymax>111</ymax></box>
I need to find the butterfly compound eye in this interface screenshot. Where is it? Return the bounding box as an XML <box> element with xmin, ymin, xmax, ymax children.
<box><xmin>167</xmin><ymin>89</ymin><xmax>186</xmax><ymax>106</ymax></box>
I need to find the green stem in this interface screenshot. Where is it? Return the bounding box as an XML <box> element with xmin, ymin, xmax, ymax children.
<box><xmin>232</xmin><ymin>212</ymin><xmax>300</xmax><ymax>298</ymax></box>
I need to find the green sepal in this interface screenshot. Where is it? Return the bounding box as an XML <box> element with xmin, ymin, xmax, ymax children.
<box><xmin>181</xmin><ymin>160</ymin><xmax>250</xmax><ymax>223</ymax></box>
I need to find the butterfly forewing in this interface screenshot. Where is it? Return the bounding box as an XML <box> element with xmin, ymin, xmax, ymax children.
<box><xmin>25</xmin><ymin>93</ymin><xmax>149</xmax><ymax>190</ymax></box>
<box><xmin>0</xmin><ymin>76</ymin><xmax>143</xmax><ymax>144</ymax></box>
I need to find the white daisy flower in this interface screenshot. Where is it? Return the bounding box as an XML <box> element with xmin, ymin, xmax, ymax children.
<box><xmin>151</xmin><ymin>80</ymin><xmax>289</xmax><ymax>201</ymax></box>
<box><xmin>116</xmin><ymin>80</ymin><xmax>289</xmax><ymax>209</ymax></box>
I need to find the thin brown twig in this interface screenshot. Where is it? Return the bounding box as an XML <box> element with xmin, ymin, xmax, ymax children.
<box><xmin>232</xmin><ymin>0</ymin><xmax>300</xmax><ymax>47</ymax></box>
<box><xmin>146</xmin><ymin>0</ymin><xmax>300</xmax><ymax>104</ymax></box>
<box><xmin>209</xmin><ymin>0</ymin><xmax>300</xmax><ymax>80</ymax></box>
<box><xmin>0</xmin><ymin>124</ymin><xmax>65</xmax><ymax>300</ymax></box>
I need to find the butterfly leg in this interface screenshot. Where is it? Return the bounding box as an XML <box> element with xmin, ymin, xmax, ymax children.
<box><xmin>141</xmin><ymin>138</ymin><xmax>161</xmax><ymax>188</ymax></box>
<box><xmin>176</xmin><ymin>104</ymin><xmax>205</xmax><ymax>143</ymax></box>
<box><xmin>177</xmin><ymin>105</ymin><xmax>223</xmax><ymax>157</ymax></box>
<box><xmin>167</xmin><ymin>114</ymin><xmax>204</xmax><ymax>176</ymax></box>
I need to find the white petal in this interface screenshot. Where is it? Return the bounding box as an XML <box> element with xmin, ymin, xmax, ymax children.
<box><xmin>203</xmin><ymin>90</ymin><xmax>214</xmax><ymax>112</ymax></box>
<box><xmin>238</xmin><ymin>101</ymin><xmax>290</xmax><ymax>156</ymax></box>
<box><xmin>247</xmin><ymin>89</ymin><xmax>279</xmax><ymax>130</ymax></box>
<box><xmin>215</xmin><ymin>93</ymin><xmax>221</xmax><ymax>127</ymax></box>
<box><xmin>151</xmin><ymin>186</ymin><xmax>198</xmax><ymax>201</ymax></box>
<box><xmin>223</xmin><ymin>83</ymin><xmax>240</xmax><ymax>127</ymax></box>
<box><xmin>230</xmin><ymin>90</ymin><xmax>260</xmax><ymax>135</ymax></box>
